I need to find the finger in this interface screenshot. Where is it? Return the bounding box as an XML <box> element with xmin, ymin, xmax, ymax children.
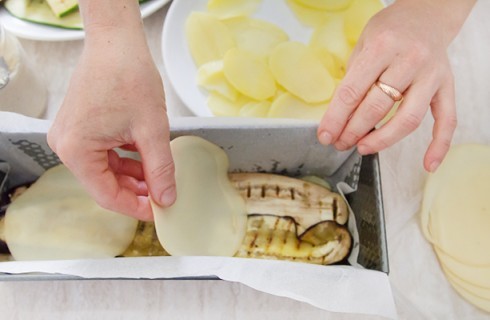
<box><xmin>318</xmin><ymin>44</ymin><xmax>392</xmax><ymax>145</ymax></box>
<box><xmin>119</xmin><ymin>144</ymin><xmax>138</xmax><ymax>152</ymax></box>
<box><xmin>423</xmin><ymin>76</ymin><xmax>457</xmax><ymax>172</ymax></box>
<box><xmin>334</xmin><ymin>59</ymin><xmax>416</xmax><ymax>150</ymax></box>
<box><xmin>135</xmin><ymin>110</ymin><xmax>176</xmax><ymax>208</ymax></box>
<box><xmin>116</xmin><ymin>175</ymin><xmax>148</xmax><ymax>196</ymax></box>
<box><xmin>60</xmin><ymin>146</ymin><xmax>154</xmax><ymax>221</ymax></box>
<box><xmin>107</xmin><ymin>150</ymin><xmax>145</xmax><ymax>180</ymax></box>
<box><xmin>357</xmin><ymin>79</ymin><xmax>437</xmax><ymax>155</ymax></box>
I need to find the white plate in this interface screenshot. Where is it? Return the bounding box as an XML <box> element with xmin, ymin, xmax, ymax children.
<box><xmin>0</xmin><ymin>0</ymin><xmax>171</xmax><ymax>42</ymax></box>
<box><xmin>162</xmin><ymin>0</ymin><xmax>313</xmax><ymax>117</ymax></box>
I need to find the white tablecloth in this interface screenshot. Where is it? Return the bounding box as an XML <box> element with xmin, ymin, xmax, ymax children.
<box><xmin>1</xmin><ymin>1</ymin><xmax>490</xmax><ymax>319</ymax></box>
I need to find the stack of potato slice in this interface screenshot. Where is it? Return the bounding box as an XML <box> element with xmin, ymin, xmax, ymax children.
<box><xmin>421</xmin><ymin>144</ymin><xmax>490</xmax><ymax>312</ymax></box>
<box><xmin>186</xmin><ymin>0</ymin><xmax>383</xmax><ymax>119</ymax></box>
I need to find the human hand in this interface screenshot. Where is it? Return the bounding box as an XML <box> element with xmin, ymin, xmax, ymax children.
<box><xmin>317</xmin><ymin>0</ymin><xmax>475</xmax><ymax>172</ymax></box>
<box><xmin>48</xmin><ymin>22</ymin><xmax>175</xmax><ymax>221</ymax></box>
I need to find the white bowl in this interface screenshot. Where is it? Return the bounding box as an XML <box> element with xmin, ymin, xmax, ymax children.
<box><xmin>162</xmin><ymin>0</ymin><xmax>313</xmax><ymax>117</ymax></box>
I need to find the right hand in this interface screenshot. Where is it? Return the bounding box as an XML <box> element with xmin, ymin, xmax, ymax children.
<box><xmin>48</xmin><ymin>26</ymin><xmax>176</xmax><ymax>221</ymax></box>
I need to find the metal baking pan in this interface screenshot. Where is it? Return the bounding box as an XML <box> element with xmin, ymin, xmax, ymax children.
<box><xmin>0</xmin><ymin>118</ymin><xmax>388</xmax><ymax>280</ymax></box>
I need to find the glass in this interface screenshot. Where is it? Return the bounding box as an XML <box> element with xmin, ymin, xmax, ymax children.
<box><xmin>0</xmin><ymin>25</ymin><xmax>47</xmax><ymax>118</ymax></box>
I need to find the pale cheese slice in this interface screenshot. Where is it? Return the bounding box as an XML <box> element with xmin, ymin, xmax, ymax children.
<box><xmin>151</xmin><ymin>136</ymin><xmax>247</xmax><ymax>256</ymax></box>
<box><xmin>5</xmin><ymin>165</ymin><xmax>138</xmax><ymax>261</ymax></box>
<box><xmin>421</xmin><ymin>144</ymin><xmax>490</xmax><ymax>266</ymax></box>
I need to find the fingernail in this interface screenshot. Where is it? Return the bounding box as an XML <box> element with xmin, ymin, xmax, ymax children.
<box><xmin>335</xmin><ymin>141</ymin><xmax>348</xmax><ymax>151</ymax></box>
<box><xmin>429</xmin><ymin>161</ymin><xmax>440</xmax><ymax>173</ymax></box>
<box><xmin>319</xmin><ymin>131</ymin><xmax>333</xmax><ymax>145</ymax></box>
<box><xmin>357</xmin><ymin>144</ymin><xmax>372</xmax><ymax>155</ymax></box>
<box><xmin>160</xmin><ymin>186</ymin><xmax>176</xmax><ymax>207</ymax></box>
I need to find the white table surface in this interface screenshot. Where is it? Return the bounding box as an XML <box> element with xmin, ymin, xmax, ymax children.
<box><xmin>1</xmin><ymin>1</ymin><xmax>490</xmax><ymax>319</ymax></box>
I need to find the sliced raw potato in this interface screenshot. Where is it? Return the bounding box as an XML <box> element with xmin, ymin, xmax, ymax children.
<box><xmin>4</xmin><ymin>165</ymin><xmax>138</xmax><ymax>261</ymax></box>
<box><xmin>344</xmin><ymin>0</ymin><xmax>384</xmax><ymax>45</ymax></box>
<box><xmin>285</xmin><ymin>0</ymin><xmax>334</xmax><ymax>28</ymax></box>
<box><xmin>185</xmin><ymin>12</ymin><xmax>235</xmax><ymax>66</ymax></box>
<box><xmin>239</xmin><ymin>100</ymin><xmax>271</xmax><ymax>118</ymax></box>
<box><xmin>269</xmin><ymin>41</ymin><xmax>334</xmax><ymax>103</ymax></box>
<box><xmin>235</xmin><ymin>215</ymin><xmax>351</xmax><ymax>264</ymax></box>
<box><xmin>223</xmin><ymin>17</ymin><xmax>289</xmax><ymax>57</ymax></box>
<box><xmin>207</xmin><ymin>0</ymin><xmax>261</xmax><ymax>19</ymax></box>
<box><xmin>223</xmin><ymin>48</ymin><xmax>276</xmax><ymax>100</ymax></box>
<box><xmin>310</xmin><ymin>15</ymin><xmax>352</xmax><ymax>64</ymax></box>
<box><xmin>229</xmin><ymin>172</ymin><xmax>348</xmax><ymax>233</ymax></box>
<box><xmin>294</xmin><ymin>0</ymin><xmax>353</xmax><ymax>11</ymax></box>
<box><xmin>312</xmin><ymin>46</ymin><xmax>346</xmax><ymax>80</ymax></box>
<box><xmin>269</xmin><ymin>92</ymin><xmax>328</xmax><ymax>120</ymax></box>
<box><xmin>207</xmin><ymin>93</ymin><xmax>251</xmax><ymax>116</ymax></box>
<box><xmin>197</xmin><ymin>60</ymin><xmax>239</xmax><ymax>101</ymax></box>
<box><xmin>151</xmin><ymin>136</ymin><xmax>247</xmax><ymax>256</ymax></box>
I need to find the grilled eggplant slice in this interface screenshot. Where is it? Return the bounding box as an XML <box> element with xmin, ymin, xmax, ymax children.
<box><xmin>0</xmin><ymin>169</ymin><xmax>352</xmax><ymax>265</ymax></box>
<box><xmin>120</xmin><ymin>221</ymin><xmax>168</xmax><ymax>257</ymax></box>
<box><xmin>235</xmin><ymin>214</ymin><xmax>351</xmax><ymax>264</ymax></box>
<box><xmin>229</xmin><ymin>173</ymin><xmax>348</xmax><ymax>233</ymax></box>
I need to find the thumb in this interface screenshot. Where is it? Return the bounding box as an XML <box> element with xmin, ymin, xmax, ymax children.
<box><xmin>135</xmin><ymin>118</ymin><xmax>176</xmax><ymax>208</ymax></box>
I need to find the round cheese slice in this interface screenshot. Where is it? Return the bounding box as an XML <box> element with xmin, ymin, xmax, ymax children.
<box><xmin>151</xmin><ymin>136</ymin><xmax>247</xmax><ymax>256</ymax></box>
<box><xmin>421</xmin><ymin>144</ymin><xmax>490</xmax><ymax>266</ymax></box>
<box><xmin>421</xmin><ymin>144</ymin><xmax>490</xmax><ymax>311</ymax></box>
<box><xmin>5</xmin><ymin>164</ymin><xmax>138</xmax><ymax>261</ymax></box>
<box><xmin>443</xmin><ymin>265</ymin><xmax>490</xmax><ymax>313</ymax></box>
<box><xmin>435</xmin><ymin>247</ymin><xmax>490</xmax><ymax>288</ymax></box>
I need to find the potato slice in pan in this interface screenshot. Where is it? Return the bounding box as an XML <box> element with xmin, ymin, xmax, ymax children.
<box><xmin>4</xmin><ymin>165</ymin><xmax>138</xmax><ymax>261</ymax></box>
<box><xmin>151</xmin><ymin>136</ymin><xmax>247</xmax><ymax>256</ymax></box>
<box><xmin>229</xmin><ymin>172</ymin><xmax>349</xmax><ymax>233</ymax></box>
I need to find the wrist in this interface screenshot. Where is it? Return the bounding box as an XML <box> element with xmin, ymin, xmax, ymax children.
<box><xmin>79</xmin><ymin>0</ymin><xmax>146</xmax><ymax>42</ymax></box>
<box><xmin>394</xmin><ymin>0</ymin><xmax>476</xmax><ymax>45</ymax></box>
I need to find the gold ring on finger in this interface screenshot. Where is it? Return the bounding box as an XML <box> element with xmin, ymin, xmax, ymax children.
<box><xmin>375</xmin><ymin>80</ymin><xmax>403</xmax><ymax>102</ymax></box>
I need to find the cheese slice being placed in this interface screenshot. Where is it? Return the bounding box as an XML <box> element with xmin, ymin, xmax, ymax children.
<box><xmin>151</xmin><ymin>136</ymin><xmax>247</xmax><ymax>256</ymax></box>
<box><xmin>5</xmin><ymin>165</ymin><xmax>138</xmax><ymax>261</ymax></box>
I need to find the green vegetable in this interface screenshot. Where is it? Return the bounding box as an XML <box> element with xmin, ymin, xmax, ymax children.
<box><xmin>4</xmin><ymin>0</ymin><xmax>83</xmax><ymax>30</ymax></box>
<box><xmin>46</xmin><ymin>0</ymin><xmax>78</xmax><ymax>18</ymax></box>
